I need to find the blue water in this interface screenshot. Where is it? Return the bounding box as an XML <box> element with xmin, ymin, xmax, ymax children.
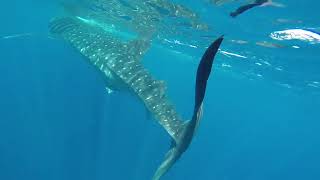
<box><xmin>1</xmin><ymin>0</ymin><xmax>319</xmax><ymax>180</ymax></box>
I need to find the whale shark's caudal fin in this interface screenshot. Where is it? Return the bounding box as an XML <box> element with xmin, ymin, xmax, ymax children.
<box><xmin>152</xmin><ymin>36</ymin><xmax>224</xmax><ymax>180</ymax></box>
<box><xmin>193</xmin><ymin>35</ymin><xmax>224</xmax><ymax>117</ymax></box>
<box><xmin>188</xmin><ymin>35</ymin><xmax>224</xmax><ymax>138</ymax></box>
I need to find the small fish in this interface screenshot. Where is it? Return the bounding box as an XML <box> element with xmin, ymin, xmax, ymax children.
<box><xmin>274</xmin><ymin>18</ymin><xmax>303</xmax><ymax>25</ymax></box>
<box><xmin>1</xmin><ymin>33</ymin><xmax>32</xmax><ymax>39</ymax></box>
<box><xmin>220</xmin><ymin>50</ymin><xmax>248</xmax><ymax>59</ymax></box>
<box><xmin>256</xmin><ymin>41</ymin><xmax>284</xmax><ymax>48</ymax></box>
<box><xmin>230</xmin><ymin>39</ymin><xmax>249</xmax><ymax>44</ymax></box>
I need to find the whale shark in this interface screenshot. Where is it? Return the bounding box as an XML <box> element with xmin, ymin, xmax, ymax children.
<box><xmin>49</xmin><ymin>15</ymin><xmax>223</xmax><ymax>179</ymax></box>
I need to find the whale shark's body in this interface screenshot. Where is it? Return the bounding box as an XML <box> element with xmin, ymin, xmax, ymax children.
<box><xmin>49</xmin><ymin>13</ymin><xmax>223</xmax><ymax>179</ymax></box>
<box><xmin>50</xmin><ymin>16</ymin><xmax>187</xmax><ymax>141</ymax></box>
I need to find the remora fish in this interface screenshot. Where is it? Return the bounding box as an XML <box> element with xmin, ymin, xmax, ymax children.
<box><xmin>49</xmin><ymin>17</ymin><xmax>223</xmax><ymax>180</ymax></box>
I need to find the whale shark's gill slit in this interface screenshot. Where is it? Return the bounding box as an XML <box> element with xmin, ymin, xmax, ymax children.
<box><xmin>49</xmin><ymin>17</ymin><xmax>185</xmax><ymax>142</ymax></box>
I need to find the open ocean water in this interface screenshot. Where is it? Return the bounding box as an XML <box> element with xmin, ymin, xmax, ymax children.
<box><xmin>0</xmin><ymin>0</ymin><xmax>319</xmax><ymax>180</ymax></box>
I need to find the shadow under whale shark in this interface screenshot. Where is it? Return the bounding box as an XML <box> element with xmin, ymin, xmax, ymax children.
<box><xmin>49</xmin><ymin>16</ymin><xmax>223</xmax><ymax>180</ymax></box>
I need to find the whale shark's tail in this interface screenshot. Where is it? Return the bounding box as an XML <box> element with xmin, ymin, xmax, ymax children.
<box><xmin>152</xmin><ymin>36</ymin><xmax>224</xmax><ymax>180</ymax></box>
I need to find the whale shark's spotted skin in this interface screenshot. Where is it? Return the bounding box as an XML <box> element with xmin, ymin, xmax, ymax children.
<box><xmin>49</xmin><ymin>17</ymin><xmax>185</xmax><ymax>141</ymax></box>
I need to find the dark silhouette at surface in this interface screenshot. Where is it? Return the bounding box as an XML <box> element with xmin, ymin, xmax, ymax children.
<box><xmin>230</xmin><ymin>0</ymin><xmax>268</xmax><ymax>17</ymax></box>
